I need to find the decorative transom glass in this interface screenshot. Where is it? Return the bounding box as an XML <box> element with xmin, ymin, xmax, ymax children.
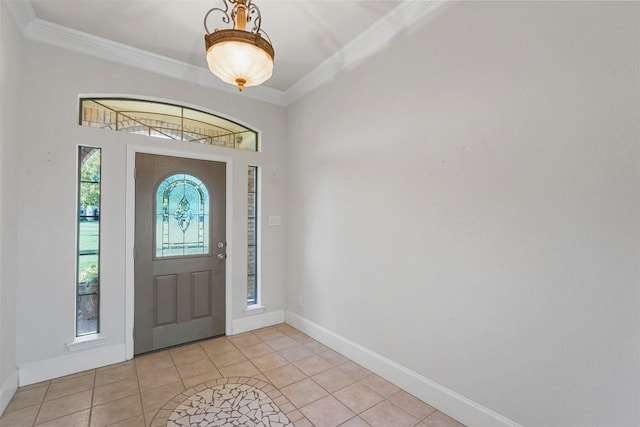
<box><xmin>80</xmin><ymin>98</ymin><xmax>258</xmax><ymax>152</ymax></box>
<box><xmin>156</xmin><ymin>173</ymin><xmax>210</xmax><ymax>257</ymax></box>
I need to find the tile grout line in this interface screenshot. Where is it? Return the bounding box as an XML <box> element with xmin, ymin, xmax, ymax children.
<box><xmin>30</xmin><ymin>380</ymin><xmax>51</xmax><ymax>427</ymax></box>
<box><xmin>32</xmin><ymin>372</ymin><xmax>96</xmax><ymax>427</ymax></box>
<box><xmin>88</xmin><ymin>370</ymin><xmax>96</xmax><ymax>427</ymax></box>
<box><xmin>133</xmin><ymin>356</ymin><xmax>148</xmax><ymax>427</ymax></box>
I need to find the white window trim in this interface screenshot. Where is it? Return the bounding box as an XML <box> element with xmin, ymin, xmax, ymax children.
<box><xmin>66</xmin><ymin>333</ymin><xmax>108</xmax><ymax>352</ymax></box>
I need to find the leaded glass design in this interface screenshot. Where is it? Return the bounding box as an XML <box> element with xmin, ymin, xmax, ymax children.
<box><xmin>156</xmin><ymin>174</ymin><xmax>210</xmax><ymax>257</ymax></box>
<box><xmin>80</xmin><ymin>98</ymin><xmax>258</xmax><ymax>152</ymax></box>
<box><xmin>247</xmin><ymin>166</ymin><xmax>258</xmax><ymax>305</ymax></box>
<box><xmin>77</xmin><ymin>146</ymin><xmax>101</xmax><ymax>336</ymax></box>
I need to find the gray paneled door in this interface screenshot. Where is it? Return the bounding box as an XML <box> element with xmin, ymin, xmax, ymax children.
<box><xmin>134</xmin><ymin>153</ymin><xmax>226</xmax><ymax>355</ymax></box>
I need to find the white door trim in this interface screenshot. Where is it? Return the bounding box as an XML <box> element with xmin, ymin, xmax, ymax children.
<box><xmin>125</xmin><ymin>144</ymin><xmax>233</xmax><ymax>359</ymax></box>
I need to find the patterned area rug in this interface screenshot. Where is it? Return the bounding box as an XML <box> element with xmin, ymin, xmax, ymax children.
<box><xmin>151</xmin><ymin>377</ymin><xmax>294</xmax><ymax>427</ymax></box>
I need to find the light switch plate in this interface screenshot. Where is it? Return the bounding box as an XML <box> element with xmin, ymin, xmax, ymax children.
<box><xmin>268</xmin><ymin>216</ymin><xmax>281</xmax><ymax>226</ymax></box>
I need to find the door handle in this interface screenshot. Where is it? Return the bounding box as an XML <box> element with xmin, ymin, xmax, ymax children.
<box><xmin>217</xmin><ymin>253</ymin><xmax>226</xmax><ymax>260</ymax></box>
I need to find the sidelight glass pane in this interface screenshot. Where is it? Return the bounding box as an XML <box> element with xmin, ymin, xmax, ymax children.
<box><xmin>247</xmin><ymin>166</ymin><xmax>258</xmax><ymax>306</ymax></box>
<box><xmin>77</xmin><ymin>295</ymin><xmax>99</xmax><ymax>334</ymax></box>
<box><xmin>247</xmin><ymin>275</ymin><xmax>257</xmax><ymax>305</ymax></box>
<box><xmin>248</xmin><ymin>193</ymin><xmax>256</xmax><ymax>218</ymax></box>
<box><xmin>247</xmin><ymin>246</ymin><xmax>256</xmax><ymax>276</ymax></box>
<box><xmin>247</xmin><ymin>218</ymin><xmax>256</xmax><ymax>243</ymax></box>
<box><xmin>77</xmin><ymin>146</ymin><xmax>101</xmax><ymax>336</ymax></box>
<box><xmin>78</xmin><ymin>222</ymin><xmax>99</xmax><ymax>253</ymax></box>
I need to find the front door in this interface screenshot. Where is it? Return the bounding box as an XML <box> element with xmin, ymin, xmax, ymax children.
<box><xmin>134</xmin><ymin>153</ymin><xmax>226</xmax><ymax>354</ymax></box>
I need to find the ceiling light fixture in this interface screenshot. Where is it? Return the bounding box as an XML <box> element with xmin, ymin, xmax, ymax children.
<box><xmin>204</xmin><ymin>0</ymin><xmax>275</xmax><ymax>92</ymax></box>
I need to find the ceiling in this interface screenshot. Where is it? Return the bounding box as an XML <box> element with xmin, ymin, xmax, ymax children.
<box><xmin>29</xmin><ymin>0</ymin><xmax>401</xmax><ymax>91</ymax></box>
<box><xmin>10</xmin><ymin>0</ymin><xmax>444</xmax><ymax>104</ymax></box>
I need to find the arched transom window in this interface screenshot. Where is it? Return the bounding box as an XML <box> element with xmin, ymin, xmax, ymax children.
<box><xmin>80</xmin><ymin>98</ymin><xmax>258</xmax><ymax>152</ymax></box>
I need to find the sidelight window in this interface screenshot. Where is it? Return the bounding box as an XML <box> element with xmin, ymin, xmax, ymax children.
<box><xmin>76</xmin><ymin>146</ymin><xmax>101</xmax><ymax>336</ymax></box>
<box><xmin>247</xmin><ymin>166</ymin><xmax>259</xmax><ymax>305</ymax></box>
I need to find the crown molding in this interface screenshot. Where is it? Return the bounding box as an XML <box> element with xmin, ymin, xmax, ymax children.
<box><xmin>9</xmin><ymin>0</ymin><xmax>446</xmax><ymax>107</ymax></box>
<box><xmin>5</xmin><ymin>0</ymin><xmax>36</xmax><ymax>32</ymax></box>
<box><xmin>283</xmin><ymin>0</ymin><xmax>448</xmax><ymax>105</ymax></box>
<box><xmin>23</xmin><ymin>18</ymin><xmax>288</xmax><ymax>106</ymax></box>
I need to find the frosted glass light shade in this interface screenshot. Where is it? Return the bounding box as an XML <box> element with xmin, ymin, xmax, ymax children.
<box><xmin>205</xmin><ymin>30</ymin><xmax>274</xmax><ymax>91</ymax></box>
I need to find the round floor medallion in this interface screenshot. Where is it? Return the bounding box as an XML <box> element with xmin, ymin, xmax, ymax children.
<box><xmin>152</xmin><ymin>377</ymin><xmax>294</xmax><ymax>427</ymax></box>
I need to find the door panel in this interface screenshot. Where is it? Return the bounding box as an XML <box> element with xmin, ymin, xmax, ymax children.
<box><xmin>154</xmin><ymin>275</ymin><xmax>177</xmax><ymax>326</ymax></box>
<box><xmin>134</xmin><ymin>153</ymin><xmax>226</xmax><ymax>355</ymax></box>
<box><xmin>192</xmin><ymin>271</ymin><xmax>212</xmax><ymax>318</ymax></box>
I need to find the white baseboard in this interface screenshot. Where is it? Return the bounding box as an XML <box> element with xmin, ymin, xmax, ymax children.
<box><xmin>285</xmin><ymin>311</ymin><xmax>521</xmax><ymax>427</ymax></box>
<box><xmin>17</xmin><ymin>309</ymin><xmax>285</xmax><ymax>386</ymax></box>
<box><xmin>0</xmin><ymin>368</ymin><xmax>18</xmax><ymax>416</ymax></box>
<box><xmin>18</xmin><ymin>343</ymin><xmax>126</xmax><ymax>386</ymax></box>
<box><xmin>231</xmin><ymin>309</ymin><xmax>285</xmax><ymax>335</ymax></box>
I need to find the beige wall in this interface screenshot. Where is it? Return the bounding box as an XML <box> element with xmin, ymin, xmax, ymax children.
<box><xmin>285</xmin><ymin>2</ymin><xmax>640</xmax><ymax>426</ymax></box>
<box><xmin>0</xmin><ymin>0</ymin><xmax>23</xmax><ymax>413</ymax></box>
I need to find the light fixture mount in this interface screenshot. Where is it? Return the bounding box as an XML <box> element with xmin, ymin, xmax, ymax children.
<box><xmin>204</xmin><ymin>0</ymin><xmax>275</xmax><ymax>91</ymax></box>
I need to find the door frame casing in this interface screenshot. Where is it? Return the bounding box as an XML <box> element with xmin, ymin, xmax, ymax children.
<box><xmin>125</xmin><ymin>144</ymin><xmax>233</xmax><ymax>359</ymax></box>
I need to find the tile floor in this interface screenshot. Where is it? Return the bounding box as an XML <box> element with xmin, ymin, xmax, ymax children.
<box><xmin>0</xmin><ymin>323</ymin><xmax>466</xmax><ymax>427</ymax></box>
